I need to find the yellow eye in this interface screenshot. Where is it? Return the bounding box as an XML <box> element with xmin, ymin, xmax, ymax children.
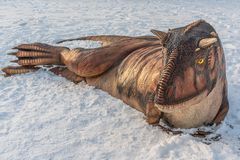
<box><xmin>196</xmin><ymin>58</ymin><xmax>205</xmax><ymax>65</ymax></box>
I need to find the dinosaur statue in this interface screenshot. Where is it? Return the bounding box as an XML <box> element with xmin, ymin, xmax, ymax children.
<box><xmin>2</xmin><ymin>20</ymin><xmax>229</xmax><ymax>133</ymax></box>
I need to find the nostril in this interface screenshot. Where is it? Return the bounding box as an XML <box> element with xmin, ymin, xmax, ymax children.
<box><xmin>210</xmin><ymin>32</ymin><xmax>218</xmax><ymax>37</ymax></box>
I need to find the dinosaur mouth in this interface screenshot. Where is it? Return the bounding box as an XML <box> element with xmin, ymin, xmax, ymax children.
<box><xmin>155</xmin><ymin>89</ymin><xmax>209</xmax><ymax>113</ymax></box>
<box><xmin>154</xmin><ymin>77</ymin><xmax>221</xmax><ymax>113</ymax></box>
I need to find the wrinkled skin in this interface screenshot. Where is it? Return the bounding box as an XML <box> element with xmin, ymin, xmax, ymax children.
<box><xmin>2</xmin><ymin>20</ymin><xmax>229</xmax><ymax>133</ymax></box>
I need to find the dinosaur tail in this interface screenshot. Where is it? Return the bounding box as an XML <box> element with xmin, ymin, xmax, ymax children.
<box><xmin>57</xmin><ymin>35</ymin><xmax>131</xmax><ymax>46</ymax></box>
<box><xmin>56</xmin><ymin>35</ymin><xmax>158</xmax><ymax>47</ymax></box>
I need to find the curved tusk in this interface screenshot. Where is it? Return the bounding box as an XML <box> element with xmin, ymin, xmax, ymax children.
<box><xmin>199</xmin><ymin>38</ymin><xmax>217</xmax><ymax>48</ymax></box>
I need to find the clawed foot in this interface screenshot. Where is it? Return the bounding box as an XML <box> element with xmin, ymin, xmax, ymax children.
<box><xmin>2</xmin><ymin>43</ymin><xmax>69</xmax><ymax>76</ymax></box>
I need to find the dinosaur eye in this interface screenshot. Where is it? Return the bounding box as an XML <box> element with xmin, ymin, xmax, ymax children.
<box><xmin>196</xmin><ymin>58</ymin><xmax>205</xmax><ymax>65</ymax></box>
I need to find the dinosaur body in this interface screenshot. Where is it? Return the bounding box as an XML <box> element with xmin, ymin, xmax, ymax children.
<box><xmin>2</xmin><ymin>20</ymin><xmax>229</xmax><ymax>130</ymax></box>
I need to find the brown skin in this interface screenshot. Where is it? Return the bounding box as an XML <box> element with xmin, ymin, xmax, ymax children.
<box><xmin>2</xmin><ymin>20</ymin><xmax>229</xmax><ymax>132</ymax></box>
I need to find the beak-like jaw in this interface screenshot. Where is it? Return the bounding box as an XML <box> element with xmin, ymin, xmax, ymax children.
<box><xmin>155</xmin><ymin>37</ymin><xmax>218</xmax><ymax>112</ymax></box>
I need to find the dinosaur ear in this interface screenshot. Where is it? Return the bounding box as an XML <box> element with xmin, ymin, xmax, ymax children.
<box><xmin>151</xmin><ymin>29</ymin><xmax>167</xmax><ymax>43</ymax></box>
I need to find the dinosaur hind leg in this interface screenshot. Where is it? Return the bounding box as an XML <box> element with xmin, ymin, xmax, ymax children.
<box><xmin>2</xmin><ymin>43</ymin><xmax>68</xmax><ymax>76</ymax></box>
<box><xmin>2</xmin><ymin>65</ymin><xmax>84</xmax><ymax>84</ymax></box>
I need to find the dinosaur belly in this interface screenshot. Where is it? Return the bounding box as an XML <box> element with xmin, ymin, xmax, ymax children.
<box><xmin>86</xmin><ymin>45</ymin><xmax>163</xmax><ymax>114</ymax></box>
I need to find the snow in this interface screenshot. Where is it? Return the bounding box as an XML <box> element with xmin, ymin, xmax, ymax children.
<box><xmin>0</xmin><ymin>0</ymin><xmax>240</xmax><ymax>159</ymax></box>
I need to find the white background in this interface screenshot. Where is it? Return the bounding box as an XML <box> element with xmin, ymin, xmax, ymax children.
<box><xmin>0</xmin><ymin>0</ymin><xmax>239</xmax><ymax>159</ymax></box>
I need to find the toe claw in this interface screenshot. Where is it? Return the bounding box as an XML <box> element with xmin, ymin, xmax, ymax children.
<box><xmin>2</xmin><ymin>66</ymin><xmax>39</xmax><ymax>75</ymax></box>
<box><xmin>7</xmin><ymin>52</ymin><xmax>17</xmax><ymax>56</ymax></box>
<box><xmin>16</xmin><ymin>51</ymin><xmax>51</xmax><ymax>58</ymax></box>
<box><xmin>13</xmin><ymin>43</ymin><xmax>51</xmax><ymax>52</ymax></box>
<box><xmin>10</xmin><ymin>60</ymin><xmax>18</xmax><ymax>63</ymax></box>
<box><xmin>17</xmin><ymin>58</ymin><xmax>54</xmax><ymax>66</ymax></box>
<box><xmin>1</xmin><ymin>67</ymin><xmax>7</xmax><ymax>73</ymax></box>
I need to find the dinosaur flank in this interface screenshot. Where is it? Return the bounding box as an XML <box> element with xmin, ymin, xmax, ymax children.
<box><xmin>2</xmin><ymin>20</ymin><xmax>229</xmax><ymax>133</ymax></box>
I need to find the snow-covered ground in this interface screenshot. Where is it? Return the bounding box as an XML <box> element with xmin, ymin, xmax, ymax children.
<box><xmin>0</xmin><ymin>0</ymin><xmax>240</xmax><ymax>159</ymax></box>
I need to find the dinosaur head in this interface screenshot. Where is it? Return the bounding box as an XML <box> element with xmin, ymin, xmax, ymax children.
<box><xmin>152</xmin><ymin>20</ymin><xmax>226</xmax><ymax>114</ymax></box>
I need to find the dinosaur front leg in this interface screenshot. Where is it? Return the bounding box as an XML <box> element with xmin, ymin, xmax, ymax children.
<box><xmin>49</xmin><ymin>67</ymin><xmax>84</xmax><ymax>83</ymax></box>
<box><xmin>146</xmin><ymin>102</ymin><xmax>162</xmax><ymax>124</ymax></box>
